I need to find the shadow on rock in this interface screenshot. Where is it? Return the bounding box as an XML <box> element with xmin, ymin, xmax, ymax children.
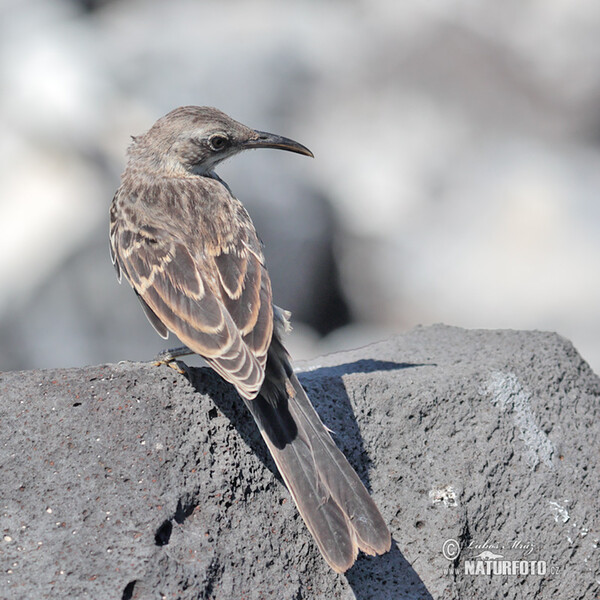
<box><xmin>346</xmin><ymin>539</ymin><xmax>433</xmax><ymax>600</ymax></box>
<box><xmin>297</xmin><ymin>359</ymin><xmax>429</xmax><ymax>492</ymax></box>
<box><xmin>185</xmin><ymin>359</ymin><xmax>432</xmax><ymax>598</ymax></box>
<box><xmin>185</xmin><ymin>359</ymin><xmax>424</xmax><ymax>487</ymax></box>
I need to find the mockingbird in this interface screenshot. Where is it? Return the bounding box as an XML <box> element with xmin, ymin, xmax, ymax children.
<box><xmin>109</xmin><ymin>106</ymin><xmax>391</xmax><ymax>572</ymax></box>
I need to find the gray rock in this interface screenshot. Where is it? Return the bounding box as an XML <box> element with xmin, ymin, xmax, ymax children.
<box><xmin>0</xmin><ymin>325</ymin><xmax>598</xmax><ymax>599</ymax></box>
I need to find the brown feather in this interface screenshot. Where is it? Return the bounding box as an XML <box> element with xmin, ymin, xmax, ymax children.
<box><xmin>214</xmin><ymin>250</ymin><xmax>248</xmax><ymax>300</ymax></box>
<box><xmin>247</xmin><ymin>335</ymin><xmax>392</xmax><ymax>572</ymax></box>
<box><xmin>110</xmin><ymin>177</ymin><xmax>270</xmax><ymax>397</ymax></box>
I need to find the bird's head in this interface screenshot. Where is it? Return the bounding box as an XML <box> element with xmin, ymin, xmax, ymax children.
<box><xmin>128</xmin><ymin>106</ymin><xmax>313</xmax><ymax>176</ymax></box>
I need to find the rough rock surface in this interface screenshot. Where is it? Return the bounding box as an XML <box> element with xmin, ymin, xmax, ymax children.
<box><xmin>0</xmin><ymin>325</ymin><xmax>598</xmax><ymax>599</ymax></box>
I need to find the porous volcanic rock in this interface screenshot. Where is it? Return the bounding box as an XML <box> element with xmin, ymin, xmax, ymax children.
<box><xmin>0</xmin><ymin>325</ymin><xmax>598</xmax><ymax>599</ymax></box>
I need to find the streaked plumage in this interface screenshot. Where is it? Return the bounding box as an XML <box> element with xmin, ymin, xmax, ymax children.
<box><xmin>110</xmin><ymin>106</ymin><xmax>391</xmax><ymax>572</ymax></box>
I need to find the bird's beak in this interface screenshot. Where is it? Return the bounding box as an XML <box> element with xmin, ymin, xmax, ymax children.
<box><xmin>244</xmin><ymin>130</ymin><xmax>314</xmax><ymax>158</ymax></box>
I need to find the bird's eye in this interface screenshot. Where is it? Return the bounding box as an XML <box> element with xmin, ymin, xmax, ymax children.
<box><xmin>208</xmin><ymin>133</ymin><xmax>229</xmax><ymax>152</ymax></box>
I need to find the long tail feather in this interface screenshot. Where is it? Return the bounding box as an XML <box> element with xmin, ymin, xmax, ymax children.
<box><xmin>244</xmin><ymin>344</ymin><xmax>391</xmax><ymax>572</ymax></box>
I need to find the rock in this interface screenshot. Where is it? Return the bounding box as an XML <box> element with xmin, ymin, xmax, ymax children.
<box><xmin>0</xmin><ymin>325</ymin><xmax>598</xmax><ymax>599</ymax></box>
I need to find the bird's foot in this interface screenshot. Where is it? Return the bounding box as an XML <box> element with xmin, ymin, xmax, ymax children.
<box><xmin>154</xmin><ymin>346</ymin><xmax>194</xmax><ymax>375</ymax></box>
<box><xmin>154</xmin><ymin>357</ymin><xmax>188</xmax><ymax>375</ymax></box>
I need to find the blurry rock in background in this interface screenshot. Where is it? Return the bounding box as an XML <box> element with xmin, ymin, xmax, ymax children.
<box><xmin>1</xmin><ymin>0</ymin><xmax>600</xmax><ymax>373</ymax></box>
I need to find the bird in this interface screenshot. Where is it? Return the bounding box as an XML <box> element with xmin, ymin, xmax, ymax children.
<box><xmin>109</xmin><ymin>106</ymin><xmax>391</xmax><ymax>572</ymax></box>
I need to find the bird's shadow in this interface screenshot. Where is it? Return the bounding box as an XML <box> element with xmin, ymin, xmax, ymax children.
<box><xmin>185</xmin><ymin>358</ymin><xmax>433</xmax><ymax>600</ymax></box>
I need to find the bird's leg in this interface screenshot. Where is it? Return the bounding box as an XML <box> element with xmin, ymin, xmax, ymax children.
<box><xmin>154</xmin><ymin>345</ymin><xmax>195</xmax><ymax>375</ymax></box>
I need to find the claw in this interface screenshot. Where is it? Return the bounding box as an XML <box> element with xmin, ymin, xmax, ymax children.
<box><xmin>154</xmin><ymin>359</ymin><xmax>187</xmax><ymax>375</ymax></box>
<box><xmin>153</xmin><ymin>354</ymin><xmax>187</xmax><ymax>376</ymax></box>
<box><xmin>153</xmin><ymin>346</ymin><xmax>194</xmax><ymax>376</ymax></box>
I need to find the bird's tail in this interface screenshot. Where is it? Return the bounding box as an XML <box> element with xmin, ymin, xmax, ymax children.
<box><xmin>244</xmin><ymin>335</ymin><xmax>391</xmax><ymax>573</ymax></box>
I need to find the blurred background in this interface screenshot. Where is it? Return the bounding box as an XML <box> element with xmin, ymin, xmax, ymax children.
<box><xmin>1</xmin><ymin>0</ymin><xmax>599</xmax><ymax>374</ymax></box>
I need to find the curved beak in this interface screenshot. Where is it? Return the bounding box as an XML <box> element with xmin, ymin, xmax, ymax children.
<box><xmin>244</xmin><ymin>130</ymin><xmax>314</xmax><ymax>157</ymax></box>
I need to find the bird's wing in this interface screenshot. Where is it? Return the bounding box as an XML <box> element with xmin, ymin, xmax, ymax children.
<box><xmin>110</xmin><ymin>200</ymin><xmax>273</xmax><ymax>400</ymax></box>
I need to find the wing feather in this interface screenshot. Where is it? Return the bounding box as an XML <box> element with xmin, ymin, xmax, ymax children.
<box><xmin>242</xmin><ymin>274</ymin><xmax>273</xmax><ymax>358</ymax></box>
<box><xmin>134</xmin><ymin>290</ymin><xmax>169</xmax><ymax>338</ymax></box>
<box><xmin>214</xmin><ymin>251</ymin><xmax>248</xmax><ymax>299</ymax></box>
<box><xmin>111</xmin><ymin>208</ymin><xmax>272</xmax><ymax>398</ymax></box>
<box><xmin>219</xmin><ymin>252</ymin><xmax>263</xmax><ymax>335</ymax></box>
